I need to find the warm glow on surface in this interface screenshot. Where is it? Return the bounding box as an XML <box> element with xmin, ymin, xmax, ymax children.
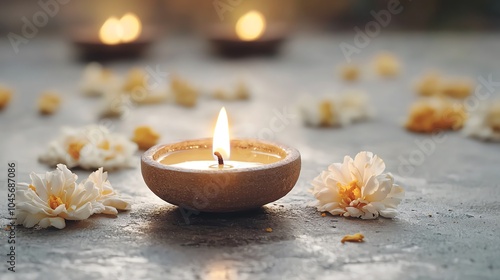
<box><xmin>99</xmin><ymin>13</ymin><xmax>142</xmax><ymax>45</ymax></box>
<box><xmin>235</xmin><ymin>10</ymin><xmax>266</xmax><ymax>41</ymax></box>
<box><xmin>213</xmin><ymin>107</ymin><xmax>230</xmax><ymax>160</ymax></box>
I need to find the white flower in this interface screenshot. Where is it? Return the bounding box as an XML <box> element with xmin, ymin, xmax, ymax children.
<box><xmin>312</xmin><ymin>151</ymin><xmax>404</xmax><ymax>219</ymax></box>
<box><xmin>16</xmin><ymin>164</ymin><xmax>131</xmax><ymax>229</ymax></box>
<box><xmin>39</xmin><ymin>125</ymin><xmax>138</xmax><ymax>170</ymax></box>
<box><xmin>463</xmin><ymin>100</ymin><xmax>500</xmax><ymax>142</ymax></box>
<box><xmin>80</xmin><ymin>62</ymin><xmax>121</xmax><ymax>97</ymax></box>
<box><xmin>16</xmin><ymin>164</ymin><xmax>100</xmax><ymax>229</ymax></box>
<box><xmin>299</xmin><ymin>91</ymin><xmax>372</xmax><ymax>127</ymax></box>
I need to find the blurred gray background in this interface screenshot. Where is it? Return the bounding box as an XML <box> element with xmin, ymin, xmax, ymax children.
<box><xmin>2</xmin><ymin>0</ymin><xmax>500</xmax><ymax>35</ymax></box>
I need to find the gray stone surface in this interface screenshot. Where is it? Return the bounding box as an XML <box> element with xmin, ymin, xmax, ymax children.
<box><xmin>1</xmin><ymin>33</ymin><xmax>500</xmax><ymax>280</ymax></box>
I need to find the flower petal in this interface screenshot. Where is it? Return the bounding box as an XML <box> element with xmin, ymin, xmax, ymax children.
<box><xmin>345</xmin><ymin>207</ymin><xmax>363</xmax><ymax>218</ymax></box>
<box><xmin>352</xmin><ymin>151</ymin><xmax>386</xmax><ymax>183</ymax></box>
<box><xmin>21</xmin><ymin>212</ymin><xmax>46</xmax><ymax>228</ymax></box>
<box><xmin>66</xmin><ymin>202</ymin><xmax>94</xmax><ymax>220</ymax></box>
<box><xmin>100</xmin><ymin>206</ymin><xmax>119</xmax><ymax>215</ymax></box>
<box><xmin>101</xmin><ymin>197</ymin><xmax>131</xmax><ymax>211</ymax></box>
<box><xmin>30</xmin><ymin>172</ymin><xmax>48</xmax><ymax>200</ymax></box>
<box><xmin>327</xmin><ymin>156</ymin><xmax>353</xmax><ymax>185</ymax></box>
<box><xmin>329</xmin><ymin>208</ymin><xmax>346</xmax><ymax>216</ymax></box>
<box><xmin>381</xmin><ymin>184</ymin><xmax>405</xmax><ymax>208</ymax></box>
<box><xmin>38</xmin><ymin>217</ymin><xmax>66</xmax><ymax>229</ymax></box>
<box><xmin>318</xmin><ymin>202</ymin><xmax>340</xmax><ymax>212</ymax></box>
<box><xmin>379</xmin><ymin>208</ymin><xmax>399</xmax><ymax>218</ymax></box>
<box><xmin>365</xmin><ymin>174</ymin><xmax>394</xmax><ymax>202</ymax></box>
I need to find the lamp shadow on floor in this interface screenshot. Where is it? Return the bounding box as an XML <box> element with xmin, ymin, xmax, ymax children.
<box><xmin>141</xmin><ymin>204</ymin><xmax>297</xmax><ymax>247</ymax></box>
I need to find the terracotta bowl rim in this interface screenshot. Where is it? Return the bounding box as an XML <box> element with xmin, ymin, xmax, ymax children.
<box><xmin>142</xmin><ymin>138</ymin><xmax>300</xmax><ymax>174</ymax></box>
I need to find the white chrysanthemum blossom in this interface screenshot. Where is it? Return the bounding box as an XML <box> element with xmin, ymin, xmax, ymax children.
<box><xmin>80</xmin><ymin>62</ymin><xmax>121</xmax><ymax>97</ymax></box>
<box><xmin>39</xmin><ymin>125</ymin><xmax>137</xmax><ymax>170</ymax></box>
<box><xmin>463</xmin><ymin>100</ymin><xmax>500</xmax><ymax>142</ymax></box>
<box><xmin>16</xmin><ymin>164</ymin><xmax>102</xmax><ymax>229</ymax></box>
<box><xmin>299</xmin><ymin>91</ymin><xmax>372</xmax><ymax>127</ymax></box>
<box><xmin>312</xmin><ymin>151</ymin><xmax>404</xmax><ymax>219</ymax></box>
<box><xmin>16</xmin><ymin>164</ymin><xmax>131</xmax><ymax>229</ymax></box>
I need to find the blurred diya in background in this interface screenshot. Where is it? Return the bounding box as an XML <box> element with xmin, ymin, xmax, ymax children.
<box><xmin>71</xmin><ymin>13</ymin><xmax>156</xmax><ymax>60</ymax></box>
<box><xmin>207</xmin><ymin>10</ymin><xmax>290</xmax><ymax>57</ymax></box>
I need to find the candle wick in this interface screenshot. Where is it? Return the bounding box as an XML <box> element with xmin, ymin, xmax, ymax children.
<box><xmin>214</xmin><ymin>152</ymin><xmax>224</xmax><ymax>166</ymax></box>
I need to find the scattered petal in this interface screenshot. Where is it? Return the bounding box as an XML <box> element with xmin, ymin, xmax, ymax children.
<box><xmin>132</xmin><ymin>126</ymin><xmax>160</xmax><ymax>150</ymax></box>
<box><xmin>339</xmin><ymin>64</ymin><xmax>360</xmax><ymax>81</ymax></box>
<box><xmin>0</xmin><ymin>85</ymin><xmax>13</xmax><ymax>110</ymax></box>
<box><xmin>38</xmin><ymin>91</ymin><xmax>61</xmax><ymax>115</ymax></box>
<box><xmin>415</xmin><ymin>71</ymin><xmax>473</xmax><ymax>99</ymax></box>
<box><xmin>373</xmin><ymin>52</ymin><xmax>400</xmax><ymax>78</ymax></box>
<box><xmin>341</xmin><ymin>233</ymin><xmax>365</xmax><ymax>243</ymax></box>
<box><xmin>171</xmin><ymin>75</ymin><xmax>198</xmax><ymax>107</ymax></box>
<box><xmin>405</xmin><ymin>97</ymin><xmax>466</xmax><ymax>133</ymax></box>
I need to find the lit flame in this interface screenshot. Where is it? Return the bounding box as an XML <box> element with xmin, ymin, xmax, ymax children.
<box><xmin>213</xmin><ymin>107</ymin><xmax>230</xmax><ymax>160</ymax></box>
<box><xmin>99</xmin><ymin>13</ymin><xmax>142</xmax><ymax>45</ymax></box>
<box><xmin>99</xmin><ymin>17</ymin><xmax>122</xmax><ymax>45</ymax></box>
<box><xmin>235</xmin><ymin>10</ymin><xmax>266</xmax><ymax>41</ymax></box>
<box><xmin>120</xmin><ymin>13</ymin><xmax>142</xmax><ymax>42</ymax></box>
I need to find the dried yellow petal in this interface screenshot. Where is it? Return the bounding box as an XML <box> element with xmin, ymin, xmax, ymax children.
<box><xmin>487</xmin><ymin>102</ymin><xmax>500</xmax><ymax>132</ymax></box>
<box><xmin>405</xmin><ymin>98</ymin><xmax>466</xmax><ymax>133</ymax></box>
<box><xmin>416</xmin><ymin>72</ymin><xmax>474</xmax><ymax>99</ymax></box>
<box><xmin>132</xmin><ymin>126</ymin><xmax>160</xmax><ymax>150</ymax></box>
<box><xmin>416</xmin><ymin>72</ymin><xmax>441</xmax><ymax>97</ymax></box>
<box><xmin>265</xmin><ymin>227</ymin><xmax>273</xmax><ymax>233</ymax></box>
<box><xmin>123</xmin><ymin>68</ymin><xmax>147</xmax><ymax>92</ymax></box>
<box><xmin>171</xmin><ymin>75</ymin><xmax>198</xmax><ymax>107</ymax></box>
<box><xmin>341</xmin><ymin>233</ymin><xmax>364</xmax><ymax>243</ymax></box>
<box><xmin>0</xmin><ymin>86</ymin><xmax>13</xmax><ymax>110</ymax></box>
<box><xmin>340</xmin><ymin>64</ymin><xmax>360</xmax><ymax>81</ymax></box>
<box><xmin>212</xmin><ymin>88</ymin><xmax>229</xmax><ymax>100</ymax></box>
<box><xmin>373</xmin><ymin>52</ymin><xmax>400</xmax><ymax>77</ymax></box>
<box><xmin>234</xmin><ymin>81</ymin><xmax>250</xmax><ymax>100</ymax></box>
<box><xmin>319</xmin><ymin>100</ymin><xmax>336</xmax><ymax>127</ymax></box>
<box><xmin>38</xmin><ymin>92</ymin><xmax>61</xmax><ymax>115</ymax></box>
<box><xmin>440</xmin><ymin>79</ymin><xmax>473</xmax><ymax>99</ymax></box>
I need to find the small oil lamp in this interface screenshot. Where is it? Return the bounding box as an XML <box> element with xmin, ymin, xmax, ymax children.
<box><xmin>71</xmin><ymin>13</ymin><xmax>155</xmax><ymax>60</ymax></box>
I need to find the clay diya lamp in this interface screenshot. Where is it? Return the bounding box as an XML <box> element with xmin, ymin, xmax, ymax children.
<box><xmin>207</xmin><ymin>10</ymin><xmax>289</xmax><ymax>57</ymax></box>
<box><xmin>71</xmin><ymin>13</ymin><xmax>156</xmax><ymax>60</ymax></box>
<box><xmin>141</xmin><ymin>107</ymin><xmax>301</xmax><ymax>212</ymax></box>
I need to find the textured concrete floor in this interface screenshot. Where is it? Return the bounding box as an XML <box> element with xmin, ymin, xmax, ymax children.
<box><xmin>1</xmin><ymin>33</ymin><xmax>500</xmax><ymax>279</ymax></box>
